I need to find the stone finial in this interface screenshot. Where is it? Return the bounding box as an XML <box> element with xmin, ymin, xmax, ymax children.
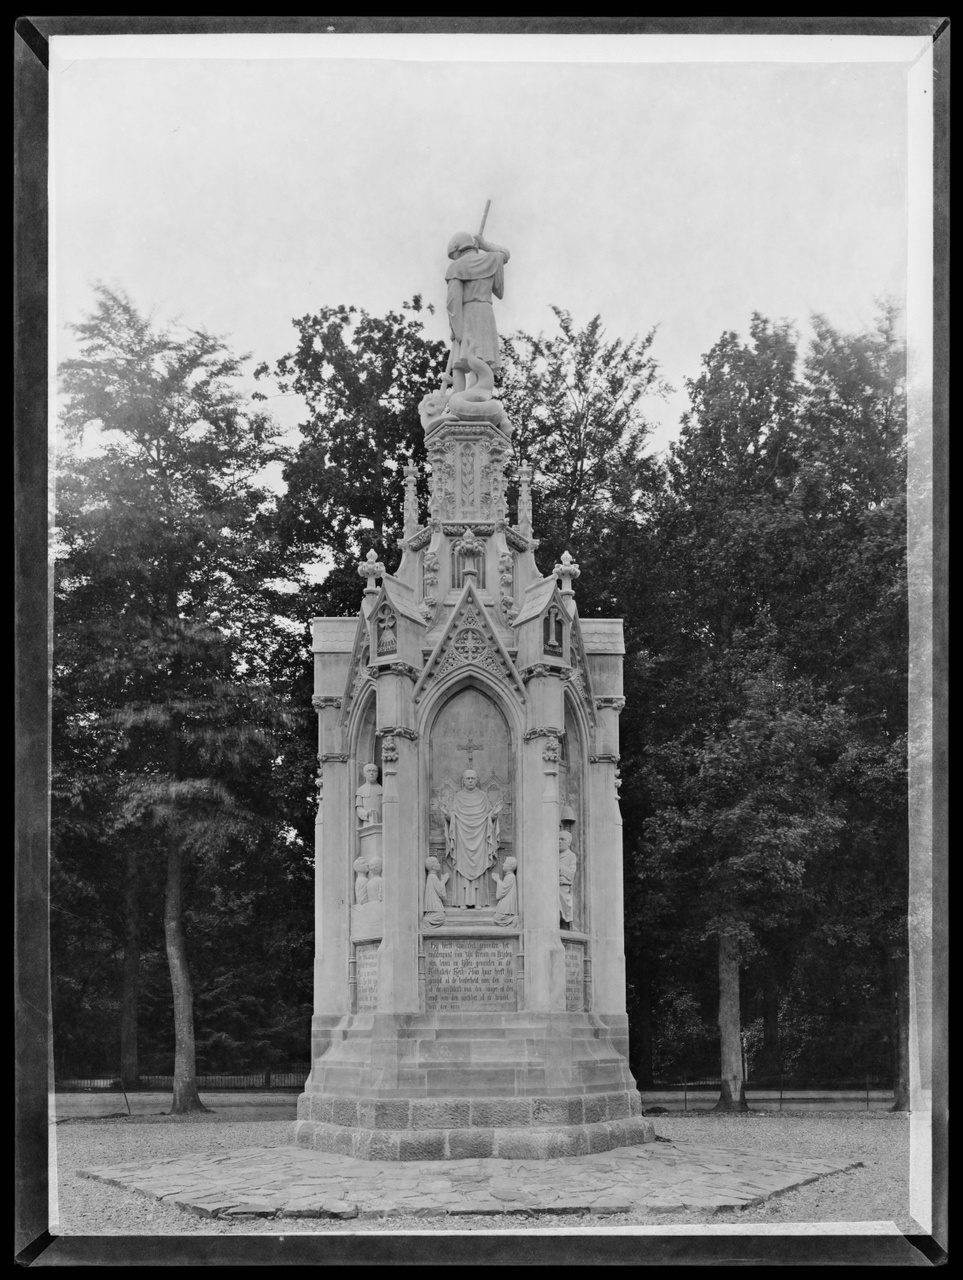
<box><xmin>453</xmin><ymin>527</ymin><xmax>484</xmax><ymax>583</ymax></box>
<box><xmin>403</xmin><ymin>464</ymin><xmax>420</xmax><ymax>539</ymax></box>
<box><xmin>358</xmin><ymin>549</ymin><xmax>386</xmax><ymax>597</ymax></box>
<box><xmin>515</xmin><ymin>463</ymin><xmax>533</xmax><ymax>541</ymax></box>
<box><xmin>554</xmin><ymin>550</ymin><xmax>580</xmax><ymax>614</ymax></box>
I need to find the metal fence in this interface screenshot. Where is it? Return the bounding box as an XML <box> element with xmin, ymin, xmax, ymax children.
<box><xmin>644</xmin><ymin>1074</ymin><xmax>894</xmax><ymax>1111</ymax></box>
<box><xmin>55</xmin><ymin>1066</ymin><xmax>312</xmax><ymax>1092</ymax></box>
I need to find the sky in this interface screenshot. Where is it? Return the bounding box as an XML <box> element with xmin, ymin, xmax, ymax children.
<box><xmin>50</xmin><ymin>32</ymin><xmax>927</xmax><ymax>461</ymax></box>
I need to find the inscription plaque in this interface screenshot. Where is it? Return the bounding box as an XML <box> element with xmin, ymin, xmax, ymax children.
<box><xmin>563</xmin><ymin>941</ymin><xmax>585</xmax><ymax>1012</ymax></box>
<box><xmin>424</xmin><ymin>937</ymin><xmax>516</xmax><ymax>1011</ymax></box>
<box><xmin>355</xmin><ymin>942</ymin><xmax>380</xmax><ymax>1011</ymax></box>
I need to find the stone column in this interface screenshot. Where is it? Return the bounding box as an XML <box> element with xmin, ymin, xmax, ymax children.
<box><xmin>588</xmin><ymin>699</ymin><xmax>628</xmax><ymax>1053</ymax></box>
<box><xmin>520</xmin><ymin>672</ymin><xmax>567</xmax><ymax>1012</ymax></box>
<box><xmin>376</xmin><ymin>726</ymin><xmax>420</xmax><ymax>1012</ymax></box>
<box><xmin>313</xmin><ymin>709</ymin><xmax>350</xmax><ymax>1016</ymax></box>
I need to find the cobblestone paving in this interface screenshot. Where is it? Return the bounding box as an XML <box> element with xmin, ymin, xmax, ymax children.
<box><xmin>77</xmin><ymin>1139</ymin><xmax>860</xmax><ymax>1221</ymax></box>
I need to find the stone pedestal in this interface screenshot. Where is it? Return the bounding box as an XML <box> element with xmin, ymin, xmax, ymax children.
<box><xmin>298</xmin><ymin>405</ymin><xmax>652</xmax><ymax>1159</ymax></box>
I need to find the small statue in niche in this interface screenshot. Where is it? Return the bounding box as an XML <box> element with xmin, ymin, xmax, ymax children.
<box><xmin>543</xmin><ymin>605</ymin><xmax>564</xmax><ymax>656</ymax></box>
<box><xmin>558</xmin><ymin>828</ymin><xmax>578</xmax><ymax>929</ymax></box>
<box><xmin>423</xmin><ymin>856</ymin><xmax>450</xmax><ymax>929</ymax></box>
<box><xmin>353</xmin><ymin>856</ymin><xmax>369</xmax><ymax>905</ymax></box>
<box><xmin>355</xmin><ymin>763</ymin><xmax>383</xmax><ymax>826</ymax></box>
<box><xmin>365</xmin><ymin>853</ymin><xmax>384</xmax><ymax>903</ymax></box>
<box><xmin>491</xmin><ymin>856</ymin><xmax>519</xmax><ymax>928</ymax></box>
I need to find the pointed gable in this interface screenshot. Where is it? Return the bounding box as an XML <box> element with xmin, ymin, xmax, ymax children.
<box><xmin>339</xmin><ymin>613</ymin><xmax>374</xmax><ymax>727</ymax></box>
<box><xmin>511</xmin><ymin>575</ymin><xmax>559</xmax><ymax>627</ymax></box>
<box><xmin>565</xmin><ymin>611</ymin><xmax>598</xmax><ymax>728</ymax></box>
<box><xmin>413</xmin><ymin>580</ymin><xmax>526</xmax><ymax>704</ymax></box>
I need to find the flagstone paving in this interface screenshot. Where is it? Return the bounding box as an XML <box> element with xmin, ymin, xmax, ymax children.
<box><xmin>77</xmin><ymin>1139</ymin><xmax>861</xmax><ymax>1221</ymax></box>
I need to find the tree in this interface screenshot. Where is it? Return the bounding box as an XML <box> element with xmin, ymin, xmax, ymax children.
<box><xmin>501</xmin><ymin>307</ymin><xmax>670</xmax><ymax>619</ymax></box>
<box><xmin>636</xmin><ymin>308</ymin><xmax>907</xmax><ymax>1107</ymax></box>
<box><xmin>55</xmin><ymin>285</ymin><xmax>299</xmax><ymax>1111</ymax></box>
<box><xmin>255</xmin><ymin>298</ymin><xmax>447</xmax><ymax>605</ymax></box>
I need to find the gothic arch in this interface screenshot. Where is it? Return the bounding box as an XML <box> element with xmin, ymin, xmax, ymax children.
<box><xmin>421</xmin><ymin>675</ymin><xmax>520</xmax><ymax>914</ymax></box>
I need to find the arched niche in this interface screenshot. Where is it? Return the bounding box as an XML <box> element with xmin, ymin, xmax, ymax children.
<box><xmin>428</xmin><ymin>684</ymin><xmax>513</xmax><ymax>913</ymax></box>
<box><xmin>353</xmin><ymin>691</ymin><xmax>380</xmax><ymax>781</ymax></box>
<box><xmin>560</xmin><ymin>697</ymin><xmax>585</xmax><ymax>930</ymax></box>
<box><xmin>352</xmin><ymin>694</ymin><xmax>382</xmax><ymax>898</ymax></box>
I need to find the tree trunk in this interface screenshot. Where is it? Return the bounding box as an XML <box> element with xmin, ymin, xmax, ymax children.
<box><xmin>891</xmin><ymin>947</ymin><xmax>911</xmax><ymax>1111</ymax></box>
<box><xmin>164</xmin><ymin>841</ymin><xmax>208</xmax><ymax>1114</ymax></box>
<box><xmin>120</xmin><ymin>843</ymin><xmax>140</xmax><ymax>1088</ymax></box>
<box><xmin>714</xmin><ymin>933</ymin><xmax>748</xmax><ymax>1111</ymax></box>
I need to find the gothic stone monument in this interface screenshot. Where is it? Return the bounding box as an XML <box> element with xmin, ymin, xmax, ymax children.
<box><xmin>296</xmin><ymin>227</ymin><xmax>654</xmax><ymax>1160</ymax></box>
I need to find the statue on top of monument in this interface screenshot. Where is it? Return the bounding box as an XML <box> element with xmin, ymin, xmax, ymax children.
<box><xmin>440</xmin><ymin>769</ymin><xmax>502</xmax><ymax>907</ymax></box>
<box><xmin>355</xmin><ymin>763</ymin><xmax>383</xmax><ymax>826</ymax></box>
<box><xmin>446</xmin><ymin>202</ymin><xmax>510</xmax><ymax>382</ymax></box>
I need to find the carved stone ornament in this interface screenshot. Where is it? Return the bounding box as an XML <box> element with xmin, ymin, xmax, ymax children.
<box><xmin>377</xmin><ymin>726</ymin><xmax>419</xmax><ymax>741</ymax></box>
<box><xmin>320</xmin><ymin>752</ymin><xmax>350</xmax><ymax>763</ymax></box>
<box><xmin>595</xmin><ymin>697</ymin><xmax>627</xmax><ymax>712</ymax></box>
<box><xmin>381</xmin><ymin>662</ymin><xmax>420</xmax><ymax>681</ymax></box>
<box><xmin>554</xmin><ymin>550</ymin><xmax>581</xmax><ymax>597</ymax></box>
<box><xmin>381</xmin><ymin>735</ymin><xmax>400</xmax><ymax>763</ymax></box>
<box><xmin>541</xmin><ymin>736</ymin><xmax>561</xmax><ymax>764</ymax></box>
<box><xmin>523</xmin><ymin>726</ymin><xmax>565</xmax><ymax>741</ymax></box>
<box><xmin>589</xmin><ymin>753</ymin><xmax>621</xmax><ymax>765</ymax></box>
<box><xmin>443</xmin><ymin>522</ymin><xmax>495</xmax><ymax>536</ymax></box>
<box><xmin>311</xmin><ymin>694</ymin><xmax>343</xmax><ymax>711</ymax></box>
<box><xmin>423</xmin><ymin>550</ymin><xmax>440</xmax><ymax>589</ymax></box>
<box><xmin>375</xmin><ymin>603</ymin><xmax>398</xmax><ymax>655</ymax></box>
<box><xmin>519</xmin><ymin>663</ymin><xmax>561</xmax><ymax>683</ymax></box>
<box><xmin>358</xmin><ymin>548</ymin><xmax>386</xmax><ymax>593</ymax></box>
<box><xmin>452</xmin><ymin>527</ymin><xmax>484</xmax><ymax>560</ymax></box>
<box><xmin>420</xmin><ymin>598</ymin><xmax>438</xmax><ymax>624</ymax></box>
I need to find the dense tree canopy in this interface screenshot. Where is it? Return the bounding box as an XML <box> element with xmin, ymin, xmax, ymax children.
<box><xmin>54</xmin><ymin>286</ymin><xmax>312</xmax><ymax>1107</ymax></box>
<box><xmin>629</xmin><ymin>307</ymin><xmax>907</xmax><ymax>1106</ymax></box>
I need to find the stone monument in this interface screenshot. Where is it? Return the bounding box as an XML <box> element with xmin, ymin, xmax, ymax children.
<box><xmin>297</xmin><ymin>221</ymin><xmax>654</xmax><ymax>1159</ymax></box>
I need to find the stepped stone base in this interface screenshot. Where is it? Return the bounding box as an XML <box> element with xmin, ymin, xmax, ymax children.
<box><xmin>298</xmin><ymin>1010</ymin><xmax>652</xmax><ymax>1161</ymax></box>
<box><xmin>294</xmin><ymin>1113</ymin><xmax>656</xmax><ymax>1161</ymax></box>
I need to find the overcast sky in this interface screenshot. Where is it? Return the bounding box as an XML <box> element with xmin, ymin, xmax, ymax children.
<box><xmin>50</xmin><ymin>33</ymin><xmax>927</xmax><ymax>459</ymax></box>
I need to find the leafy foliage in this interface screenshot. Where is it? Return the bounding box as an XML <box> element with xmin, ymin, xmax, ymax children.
<box><xmin>53</xmin><ymin>286</ymin><xmax>312</xmax><ymax>1101</ymax></box>
<box><xmin>501</xmin><ymin>307</ymin><xmax>670</xmax><ymax>619</ymax></box>
<box><xmin>255</xmin><ymin>298</ymin><xmax>447</xmax><ymax>570</ymax></box>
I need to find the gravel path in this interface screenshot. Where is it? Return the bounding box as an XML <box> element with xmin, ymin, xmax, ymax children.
<box><xmin>50</xmin><ymin>1111</ymin><xmax>920</xmax><ymax>1235</ymax></box>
